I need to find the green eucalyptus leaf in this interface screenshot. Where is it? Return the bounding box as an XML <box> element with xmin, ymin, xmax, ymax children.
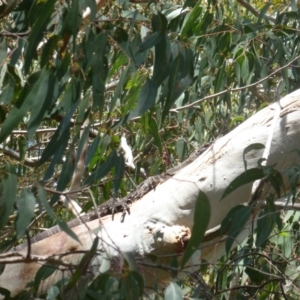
<box><xmin>225</xmin><ymin>205</ymin><xmax>251</xmax><ymax>255</ymax></box>
<box><xmin>84</xmin><ymin>150</ymin><xmax>117</xmax><ymax>185</ymax></box>
<box><xmin>152</xmin><ymin>11</ymin><xmax>168</xmax><ymax>33</ymax></box>
<box><xmin>176</xmin><ymin>138</ymin><xmax>186</xmax><ymax>162</ymax></box>
<box><xmin>92</xmin><ymin>32</ymin><xmax>108</xmax><ymax>111</ymax></box>
<box><xmin>0</xmin><ymin>69</ymin><xmax>49</xmax><ymax>143</ymax></box>
<box><xmin>113</xmin><ymin>154</ymin><xmax>125</xmax><ymax>196</ymax></box>
<box><xmin>37</xmin><ymin>186</ymin><xmax>56</xmax><ymax>220</ymax></box>
<box><xmin>128</xmin><ymin>78</ymin><xmax>157</xmax><ymax>120</ymax></box>
<box><xmin>221</xmin><ymin>168</ymin><xmax>265</xmax><ymax>200</ymax></box>
<box><xmin>24</xmin><ymin>0</ymin><xmax>56</xmax><ymax>73</ymax></box>
<box><xmin>181</xmin><ymin>0</ymin><xmax>202</xmax><ymax>36</ymax></box>
<box><xmin>64</xmin><ymin>237</ymin><xmax>99</xmax><ymax>292</ymax></box>
<box><xmin>16</xmin><ymin>189</ymin><xmax>36</xmax><ymax>238</ymax></box>
<box><xmin>0</xmin><ymin>172</ymin><xmax>17</xmax><ymax>230</ymax></box>
<box><xmin>62</xmin><ymin>0</ymin><xmax>82</xmax><ymax>39</ymax></box>
<box><xmin>162</xmin><ymin>52</ymin><xmax>193</xmax><ymax>121</ymax></box>
<box><xmin>181</xmin><ymin>191</ymin><xmax>210</xmax><ymax>268</ymax></box>
<box><xmin>152</xmin><ymin>33</ymin><xmax>170</xmax><ymax>86</ymax></box>
<box><xmin>57</xmin><ymin>221</ymin><xmax>80</xmax><ymax>244</ymax></box>
<box><xmin>34</xmin><ymin>264</ymin><xmax>57</xmax><ymax>293</ymax></box>
<box><xmin>149</xmin><ymin>117</ymin><xmax>162</xmax><ymax>154</ymax></box>
<box><xmin>27</xmin><ymin>69</ymin><xmax>55</xmax><ymax>140</ymax></box>
<box><xmin>18</xmin><ymin>135</ymin><xmax>27</xmax><ymax>161</ymax></box>
<box><xmin>256</xmin><ymin>208</ymin><xmax>275</xmax><ymax>248</ymax></box>
<box><xmin>164</xmin><ymin>282</ymin><xmax>183</xmax><ymax>300</ymax></box>
<box><xmin>137</xmin><ymin>32</ymin><xmax>163</xmax><ymax>53</ymax></box>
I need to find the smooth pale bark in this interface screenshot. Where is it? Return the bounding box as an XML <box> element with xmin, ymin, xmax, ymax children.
<box><xmin>1</xmin><ymin>89</ymin><xmax>300</xmax><ymax>297</ymax></box>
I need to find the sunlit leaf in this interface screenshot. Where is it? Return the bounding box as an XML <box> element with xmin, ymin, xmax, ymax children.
<box><xmin>16</xmin><ymin>189</ymin><xmax>36</xmax><ymax>238</ymax></box>
<box><xmin>181</xmin><ymin>0</ymin><xmax>202</xmax><ymax>36</ymax></box>
<box><xmin>221</xmin><ymin>168</ymin><xmax>265</xmax><ymax>200</ymax></box>
<box><xmin>164</xmin><ymin>282</ymin><xmax>183</xmax><ymax>300</ymax></box>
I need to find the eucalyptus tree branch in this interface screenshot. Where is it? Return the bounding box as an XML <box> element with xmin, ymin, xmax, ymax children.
<box><xmin>0</xmin><ymin>30</ymin><xmax>31</xmax><ymax>37</ymax></box>
<box><xmin>0</xmin><ymin>145</ymin><xmax>38</xmax><ymax>167</ymax></box>
<box><xmin>236</xmin><ymin>0</ymin><xmax>276</xmax><ymax>23</ymax></box>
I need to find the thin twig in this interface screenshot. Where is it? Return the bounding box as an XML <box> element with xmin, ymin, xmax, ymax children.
<box><xmin>171</xmin><ymin>55</ymin><xmax>300</xmax><ymax>112</ymax></box>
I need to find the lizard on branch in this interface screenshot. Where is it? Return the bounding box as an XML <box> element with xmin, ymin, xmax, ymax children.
<box><xmin>14</xmin><ymin>142</ymin><xmax>211</xmax><ymax>250</ymax></box>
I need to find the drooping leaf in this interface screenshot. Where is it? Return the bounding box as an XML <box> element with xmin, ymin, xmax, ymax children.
<box><xmin>86</xmin><ymin>135</ymin><xmax>111</xmax><ymax>169</ymax></box>
<box><xmin>16</xmin><ymin>189</ymin><xmax>36</xmax><ymax>238</ymax></box>
<box><xmin>0</xmin><ymin>37</ymin><xmax>7</xmax><ymax>66</ymax></box>
<box><xmin>268</xmin><ymin>170</ymin><xmax>284</xmax><ymax>198</ymax></box>
<box><xmin>162</xmin><ymin>52</ymin><xmax>193</xmax><ymax>121</ymax></box>
<box><xmin>120</xmin><ymin>270</ymin><xmax>144</xmax><ymax>300</ymax></box>
<box><xmin>241</xmin><ymin>56</ymin><xmax>249</xmax><ymax>81</ymax></box>
<box><xmin>113</xmin><ymin>27</ymin><xmax>133</xmax><ymax>62</ymax></box>
<box><xmin>84</xmin><ymin>150</ymin><xmax>117</xmax><ymax>185</ymax></box>
<box><xmin>109</xmin><ymin>66</ymin><xmax>130</xmax><ymax>113</ymax></box>
<box><xmin>113</xmin><ymin>153</ymin><xmax>125</xmax><ymax>197</ymax></box>
<box><xmin>256</xmin><ymin>207</ymin><xmax>275</xmax><ymax>248</ymax></box>
<box><xmin>39</xmin><ymin>84</ymin><xmax>79</xmax><ymax>166</ymax></box>
<box><xmin>137</xmin><ymin>32</ymin><xmax>163</xmax><ymax>53</ymax></box>
<box><xmin>0</xmin><ymin>66</ymin><xmax>19</xmax><ymax>105</ymax></box>
<box><xmin>34</xmin><ymin>264</ymin><xmax>57</xmax><ymax>293</ymax></box>
<box><xmin>0</xmin><ymin>69</ymin><xmax>50</xmax><ymax>143</ymax></box>
<box><xmin>221</xmin><ymin>168</ymin><xmax>265</xmax><ymax>200</ymax></box>
<box><xmin>181</xmin><ymin>0</ymin><xmax>202</xmax><ymax>37</ymax></box>
<box><xmin>215</xmin><ymin>62</ymin><xmax>226</xmax><ymax>93</ymax></box>
<box><xmin>91</xmin><ymin>32</ymin><xmax>108</xmax><ymax>111</ymax></box>
<box><xmin>164</xmin><ymin>282</ymin><xmax>183</xmax><ymax>300</ymax></box>
<box><xmin>225</xmin><ymin>205</ymin><xmax>251</xmax><ymax>255</ymax></box>
<box><xmin>57</xmin><ymin>221</ymin><xmax>80</xmax><ymax>244</ymax></box>
<box><xmin>181</xmin><ymin>191</ymin><xmax>210</xmax><ymax>268</ymax></box>
<box><xmin>63</xmin><ymin>237</ymin><xmax>99</xmax><ymax>292</ymax></box>
<box><xmin>112</xmin><ymin>78</ymin><xmax>157</xmax><ymax>129</ymax></box>
<box><xmin>220</xmin><ymin>205</ymin><xmax>247</xmax><ymax>235</ymax></box>
<box><xmin>176</xmin><ymin>138</ymin><xmax>186</xmax><ymax>162</ymax></box>
<box><xmin>62</xmin><ymin>0</ymin><xmax>82</xmax><ymax>39</ymax></box>
<box><xmin>37</xmin><ymin>186</ymin><xmax>56</xmax><ymax>220</ymax></box>
<box><xmin>148</xmin><ymin>117</ymin><xmax>162</xmax><ymax>155</ymax></box>
<box><xmin>27</xmin><ymin>69</ymin><xmax>55</xmax><ymax>139</ymax></box>
<box><xmin>151</xmin><ymin>11</ymin><xmax>168</xmax><ymax>33</ymax></box>
<box><xmin>24</xmin><ymin>0</ymin><xmax>56</xmax><ymax>73</ymax></box>
<box><xmin>54</xmin><ymin>144</ymin><xmax>75</xmax><ymax>194</ymax></box>
<box><xmin>18</xmin><ymin>135</ymin><xmax>27</xmax><ymax>161</ymax></box>
<box><xmin>0</xmin><ymin>172</ymin><xmax>17</xmax><ymax>230</ymax></box>
<box><xmin>151</xmin><ymin>13</ymin><xmax>170</xmax><ymax>86</ymax></box>
<box><xmin>40</xmin><ymin>35</ymin><xmax>60</xmax><ymax>68</ymax></box>
<box><xmin>128</xmin><ymin>78</ymin><xmax>157</xmax><ymax>120</ymax></box>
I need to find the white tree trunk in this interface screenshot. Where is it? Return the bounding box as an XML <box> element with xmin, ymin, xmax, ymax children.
<box><xmin>1</xmin><ymin>89</ymin><xmax>300</xmax><ymax>297</ymax></box>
